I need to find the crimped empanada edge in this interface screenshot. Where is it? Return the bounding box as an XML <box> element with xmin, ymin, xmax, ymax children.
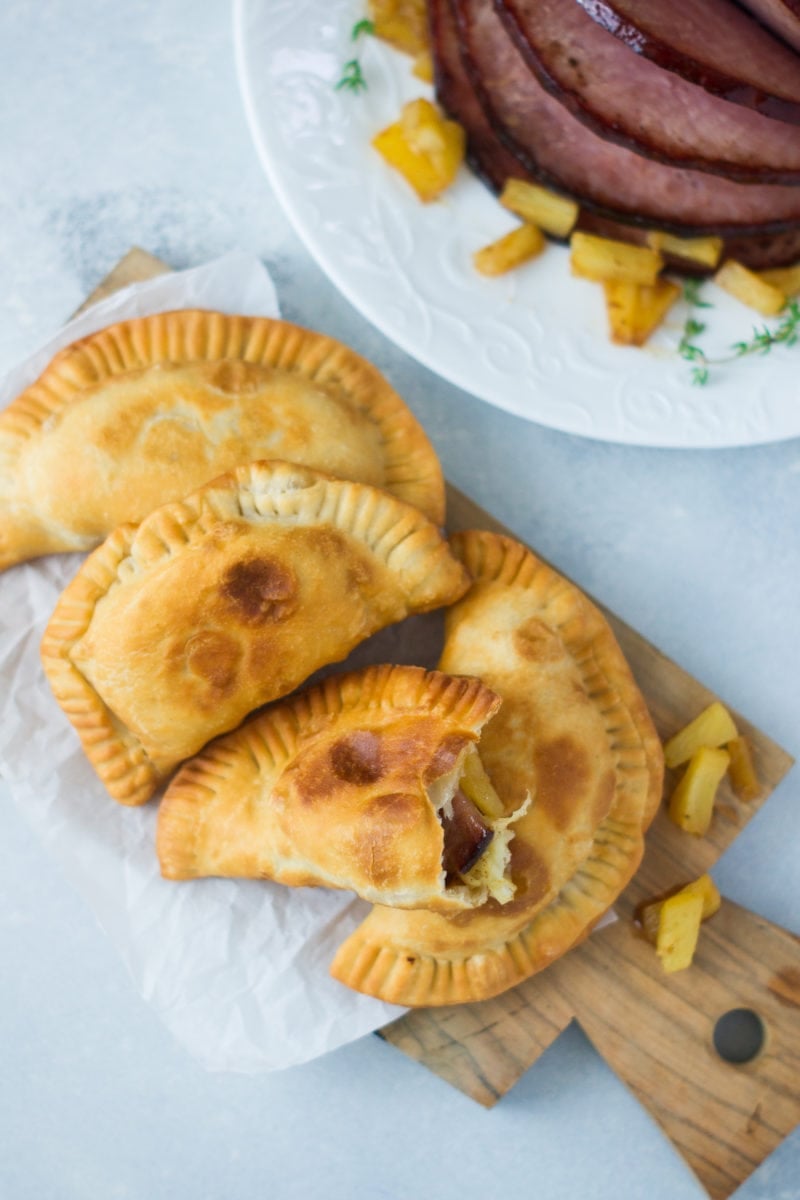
<box><xmin>40</xmin><ymin>524</ymin><xmax>161</xmax><ymax>806</ymax></box>
<box><xmin>0</xmin><ymin>310</ymin><xmax>445</xmax><ymax>534</ymax></box>
<box><xmin>329</xmin><ymin>812</ymin><xmax>648</xmax><ymax>1007</ymax></box>
<box><xmin>450</xmin><ymin>530</ymin><xmax>664</xmax><ymax>830</ymax></box>
<box><xmin>330</xmin><ymin>531</ymin><xmax>665</xmax><ymax>1006</ymax></box>
<box><xmin>125</xmin><ymin>460</ymin><xmax>469</xmax><ymax>610</ymax></box>
<box><xmin>41</xmin><ymin>466</ymin><xmax>469</xmax><ymax>808</ymax></box>
<box><xmin>157</xmin><ymin>663</ymin><xmax>502</xmax><ymax>882</ymax></box>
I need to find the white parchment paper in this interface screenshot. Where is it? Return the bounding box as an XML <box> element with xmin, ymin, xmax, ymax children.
<box><xmin>0</xmin><ymin>253</ymin><xmax>409</xmax><ymax>1072</ymax></box>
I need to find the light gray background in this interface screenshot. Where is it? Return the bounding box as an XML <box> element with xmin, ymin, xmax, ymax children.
<box><xmin>0</xmin><ymin>2</ymin><xmax>798</xmax><ymax>1198</ymax></box>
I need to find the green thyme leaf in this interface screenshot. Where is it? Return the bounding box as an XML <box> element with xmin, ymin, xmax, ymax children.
<box><xmin>728</xmin><ymin>301</ymin><xmax>800</xmax><ymax>361</ymax></box>
<box><xmin>683</xmin><ymin>279</ymin><xmax>713</xmax><ymax>309</ymax></box>
<box><xmin>335</xmin><ymin>58</ymin><xmax>368</xmax><ymax>92</ymax></box>
<box><xmin>351</xmin><ymin>18</ymin><xmax>375</xmax><ymax>39</ymax></box>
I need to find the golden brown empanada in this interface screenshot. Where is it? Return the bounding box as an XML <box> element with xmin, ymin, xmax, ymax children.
<box><xmin>157</xmin><ymin>664</ymin><xmax>527</xmax><ymax>911</ymax></box>
<box><xmin>0</xmin><ymin>310</ymin><xmax>444</xmax><ymax>571</ymax></box>
<box><xmin>330</xmin><ymin>531</ymin><xmax>664</xmax><ymax>1005</ymax></box>
<box><xmin>40</xmin><ymin>461</ymin><xmax>469</xmax><ymax>807</ymax></box>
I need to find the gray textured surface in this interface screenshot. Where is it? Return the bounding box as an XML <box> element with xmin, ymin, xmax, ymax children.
<box><xmin>0</xmin><ymin>2</ymin><xmax>798</xmax><ymax>1198</ymax></box>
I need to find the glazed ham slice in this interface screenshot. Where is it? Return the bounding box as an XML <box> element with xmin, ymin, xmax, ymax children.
<box><xmin>496</xmin><ymin>0</ymin><xmax>800</xmax><ymax>183</ymax></box>
<box><xmin>452</xmin><ymin>0</ymin><xmax>800</xmax><ymax>233</ymax></box>
<box><xmin>735</xmin><ymin>0</ymin><xmax>800</xmax><ymax>53</ymax></box>
<box><xmin>574</xmin><ymin>0</ymin><xmax>800</xmax><ymax>123</ymax></box>
<box><xmin>429</xmin><ymin>0</ymin><xmax>800</xmax><ymax>266</ymax></box>
<box><xmin>429</xmin><ymin>0</ymin><xmax>522</xmax><ymax>191</ymax></box>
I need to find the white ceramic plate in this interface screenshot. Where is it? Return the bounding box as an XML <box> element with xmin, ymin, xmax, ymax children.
<box><xmin>233</xmin><ymin>0</ymin><xmax>800</xmax><ymax>447</ymax></box>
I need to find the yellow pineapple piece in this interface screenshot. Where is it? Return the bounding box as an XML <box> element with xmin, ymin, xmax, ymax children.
<box><xmin>372</xmin><ymin>99</ymin><xmax>465</xmax><ymax>202</ymax></box>
<box><xmin>412</xmin><ymin>48</ymin><xmax>434</xmax><ymax>82</ymax></box>
<box><xmin>714</xmin><ymin>260</ymin><xmax>786</xmax><ymax>316</ymax></box>
<box><xmin>570</xmin><ymin>232</ymin><xmax>663</xmax><ymax>286</ymax></box>
<box><xmin>459</xmin><ymin>747</ymin><xmax>505</xmax><ymax>819</ymax></box>
<box><xmin>681</xmin><ymin>873</ymin><xmax>722</xmax><ymax>919</ymax></box>
<box><xmin>726</xmin><ymin>735</ymin><xmax>763</xmax><ymax>802</ymax></box>
<box><xmin>663</xmin><ymin>701</ymin><xmax>738</xmax><ymax>769</ymax></box>
<box><xmin>473</xmin><ymin>223</ymin><xmax>546</xmax><ymax>277</ymax></box>
<box><xmin>758</xmin><ymin>261</ymin><xmax>800</xmax><ymax>298</ymax></box>
<box><xmin>638</xmin><ymin>900</ymin><xmax>662</xmax><ymax>945</ymax></box>
<box><xmin>368</xmin><ymin>0</ymin><xmax>429</xmax><ymax>56</ymax></box>
<box><xmin>656</xmin><ymin>890</ymin><xmax>704</xmax><ymax>973</ymax></box>
<box><xmin>604</xmin><ymin>279</ymin><xmax>681</xmax><ymax>346</ymax></box>
<box><xmin>639</xmin><ymin>873</ymin><xmax>721</xmax><ymax>945</ymax></box>
<box><xmin>499</xmin><ymin>179</ymin><xmax>579</xmax><ymax>238</ymax></box>
<box><xmin>668</xmin><ymin>746</ymin><xmax>730</xmax><ymax>836</ymax></box>
<box><xmin>646</xmin><ymin>231</ymin><xmax>724</xmax><ymax>270</ymax></box>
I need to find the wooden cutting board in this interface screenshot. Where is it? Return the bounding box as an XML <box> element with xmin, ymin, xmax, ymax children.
<box><xmin>81</xmin><ymin>248</ymin><xmax>799</xmax><ymax>1200</ymax></box>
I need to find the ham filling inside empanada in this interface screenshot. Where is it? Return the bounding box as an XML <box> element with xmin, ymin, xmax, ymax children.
<box><xmin>431</xmin><ymin>745</ymin><xmax>521</xmax><ymax>906</ymax></box>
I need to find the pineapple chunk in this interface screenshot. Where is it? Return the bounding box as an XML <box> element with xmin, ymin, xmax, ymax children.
<box><xmin>473</xmin><ymin>223</ymin><xmax>546</xmax><ymax>276</ymax></box>
<box><xmin>656</xmin><ymin>890</ymin><xmax>705</xmax><ymax>973</ymax></box>
<box><xmin>758</xmin><ymin>261</ymin><xmax>800</xmax><ymax>298</ymax></box>
<box><xmin>372</xmin><ymin>99</ymin><xmax>465</xmax><ymax>202</ymax></box>
<box><xmin>459</xmin><ymin>746</ymin><xmax>505</xmax><ymax>819</ymax></box>
<box><xmin>646</xmin><ymin>231</ymin><xmax>724</xmax><ymax>270</ymax></box>
<box><xmin>412</xmin><ymin>48</ymin><xmax>434</xmax><ymax>82</ymax></box>
<box><xmin>604</xmin><ymin>279</ymin><xmax>681</xmax><ymax>346</ymax></box>
<box><xmin>368</xmin><ymin>0</ymin><xmax>429</xmax><ymax>56</ymax></box>
<box><xmin>681</xmin><ymin>873</ymin><xmax>723</xmax><ymax>919</ymax></box>
<box><xmin>726</xmin><ymin>735</ymin><xmax>763</xmax><ymax>802</ymax></box>
<box><xmin>668</xmin><ymin>746</ymin><xmax>730</xmax><ymax>836</ymax></box>
<box><xmin>499</xmin><ymin>179</ymin><xmax>579</xmax><ymax>238</ymax></box>
<box><xmin>663</xmin><ymin>701</ymin><xmax>738</xmax><ymax>769</ymax></box>
<box><xmin>639</xmin><ymin>873</ymin><xmax>721</xmax><ymax>945</ymax></box>
<box><xmin>714</xmin><ymin>260</ymin><xmax>786</xmax><ymax>316</ymax></box>
<box><xmin>570</xmin><ymin>232</ymin><xmax>663</xmax><ymax>286</ymax></box>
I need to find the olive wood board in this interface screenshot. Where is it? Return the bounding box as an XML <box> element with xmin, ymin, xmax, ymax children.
<box><xmin>80</xmin><ymin>248</ymin><xmax>799</xmax><ymax>1200</ymax></box>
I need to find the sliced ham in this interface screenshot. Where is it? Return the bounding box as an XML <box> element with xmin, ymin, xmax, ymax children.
<box><xmin>735</xmin><ymin>0</ymin><xmax>800</xmax><ymax>53</ymax></box>
<box><xmin>429</xmin><ymin>0</ymin><xmax>800</xmax><ymax>266</ymax></box>
<box><xmin>429</xmin><ymin>0</ymin><xmax>522</xmax><ymax>190</ymax></box>
<box><xmin>453</xmin><ymin>0</ymin><xmax>800</xmax><ymax>232</ymax></box>
<box><xmin>575</xmin><ymin>0</ymin><xmax>800</xmax><ymax>123</ymax></box>
<box><xmin>497</xmin><ymin>0</ymin><xmax>800</xmax><ymax>183</ymax></box>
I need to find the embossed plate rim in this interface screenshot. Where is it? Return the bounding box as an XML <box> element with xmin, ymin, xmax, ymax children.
<box><xmin>233</xmin><ymin>0</ymin><xmax>800</xmax><ymax>448</ymax></box>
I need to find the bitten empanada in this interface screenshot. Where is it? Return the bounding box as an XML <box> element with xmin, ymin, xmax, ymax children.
<box><xmin>330</xmin><ymin>531</ymin><xmax>664</xmax><ymax>1005</ymax></box>
<box><xmin>0</xmin><ymin>310</ymin><xmax>444</xmax><ymax>571</ymax></box>
<box><xmin>40</xmin><ymin>461</ymin><xmax>469</xmax><ymax>807</ymax></box>
<box><xmin>157</xmin><ymin>664</ymin><xmax>524</xmax><ymax>911</ymax></box>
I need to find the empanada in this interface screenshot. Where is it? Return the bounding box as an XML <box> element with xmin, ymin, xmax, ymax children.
<box><xmin>157</xmin><ymin>664</ymin><xmax>525</xmax><ymax>911</ymax></box>
<box><xmin>40</xmin><ymin>461</ymin><xmax>469</xmax><ymax>807</ymax></box>
<box><xmin>330</xmin><ymin>531</ymin><xmax>664</xmax><ymax>1005</ymax></box>
<box><xmin>0</xmin><ymin>310</ymin><xmax>444</xmax><ymax>571</ymax></box>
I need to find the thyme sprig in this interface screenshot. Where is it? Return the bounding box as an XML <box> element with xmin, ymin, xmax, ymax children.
<box><xmin>351</xmin><ymin>18</ymin><xmax>375</xmax><ymax>39</ymax></box>
<box><xmin>678</xmin><ymin>283</ymin><xmax>712</xmax><ymax>386</ymax></box>
<box><xmin>335</xmin><ymin>19</ymin><xmax>374</xmax><ymax>92</ymax></box>
<box><xmin>677</xmin><ymin>281</ymin><xmax>800</xmax><ymax>385</ymax></box>
<box><xmin>731</xmin><ymin>301</ymin><xmax>800</xmax><ymax>360</ymax></box>
<box><xmin>335</xmin><ymin>58</ymin><xmax>368</xmax><ymax>92</ymax></box>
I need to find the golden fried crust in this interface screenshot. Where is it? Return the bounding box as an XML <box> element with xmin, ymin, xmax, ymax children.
<box><xmin>0</xmin><ymin>310</ymin><xmax>445</xmax><ymax>570</ymax></box>
<box><xmin>156</xmin><ymin>665</ymin><xmax>501</xmax><ymax>910</ymax></box>
<box><xmin>330</xmin><ymin>531</ymin><xmax>664</xmax><ymax>1005</ymax></box>
<box><xmin>40</xmin><ymin>462</ymin><xmax>469</xmax><ymax>807</ymax></box>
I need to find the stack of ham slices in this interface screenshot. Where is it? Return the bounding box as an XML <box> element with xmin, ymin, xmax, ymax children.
<box><xmin>429</xmin><ymin>0</ymin><xmax>800</xmax><ymax>268</ymax></box>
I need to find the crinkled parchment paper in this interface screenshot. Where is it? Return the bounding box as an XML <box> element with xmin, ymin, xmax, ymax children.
<box><xmin>0</xmin><ymin>251</ymin><xmax>614</xmax><ymax>1073</ymax></box>
<box><xmin>0</xmin><ymin>253</ymin><xmax>413</xmax><ymax>1072</ymax></box>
